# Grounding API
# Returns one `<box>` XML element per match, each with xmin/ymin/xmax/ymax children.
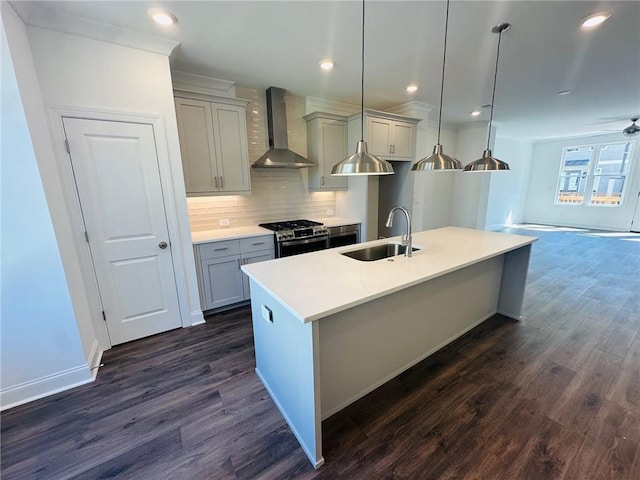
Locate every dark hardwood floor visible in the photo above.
<box><xmin>1</xmin><ymin>225</ymin><xmax>639</xmax><ymax>479</ymax></box>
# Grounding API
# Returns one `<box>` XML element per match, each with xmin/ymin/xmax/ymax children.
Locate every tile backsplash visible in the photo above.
<box><xmin>187</xmin><ymin>86</ymin><xmax>337</xmax><ymax>231</ymax></box>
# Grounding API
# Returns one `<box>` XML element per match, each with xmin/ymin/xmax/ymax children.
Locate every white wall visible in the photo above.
<box><xmin>485</xmin><ymin>137</ymin><xmax>533</xmax><ymax>230</ymax></box>
<box><xmin>1</xmin><ymin>7</ymin><xmax>90</xmax><ymax>409</ymax></box>
<box><xmin>451</xmin><ymin>124</ymin><xmax>492</xmax><ymax>229</ymax></box>
<box><xmin>524</xmin><ymin>133</ymin><xmax>640</xmax><ymax>231</ymax></box>
<box><xmin>412</xmin><ymin>123</ymin><xmax>458</xmax><ymax>231</ymax></box>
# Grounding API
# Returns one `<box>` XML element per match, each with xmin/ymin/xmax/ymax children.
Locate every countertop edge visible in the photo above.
<box><xmin>191</xmin><ymin>226</ymin><xmax>273</xmax><ymax>244</ymax></box>
<box><xmin>191</xmin><ymin>217</ymin><xmax>361</xmax><ymax>244</ymax></box>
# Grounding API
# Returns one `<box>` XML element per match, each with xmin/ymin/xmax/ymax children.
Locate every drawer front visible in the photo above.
<box><xmin>240</xmin><ymin>235</ymin><xmax>274</xmax><ymax>254</ymax></box>
<box><xmin>198</xmin><ymin>239</ymin><xmax>240</xmax><ymax>260</ymax></box>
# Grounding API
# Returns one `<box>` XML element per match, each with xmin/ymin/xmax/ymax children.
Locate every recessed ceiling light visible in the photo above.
<box><xmin>471</xmin><ymin>110</ymin><xmax>481</xmax><ymax>117</ymax></box>
<box><xmin>319</xmin><ymin>60</ymin><xmax>334</xmax><ymax>71</ymax></box>
<box><xmin>149</xmin><ymin>8</ymin><xmax>177</xmax><ymax>26</ymax></box>
<box><xmin>580</xmin><ymin>12</ymin><xmax>610</xmax><ymax>28</ymax></box>
<box><xmin>406</xmin><ymin>84</ymin><xmax>418</xmax><ymax>93</ymax></box>
<box><xmin>557</xmin><ymin>90</ymin><xmax>571</xmax><ymax>96</ymax></box>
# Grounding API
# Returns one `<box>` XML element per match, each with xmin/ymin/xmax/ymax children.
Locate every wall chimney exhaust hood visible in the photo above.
<box><xmin>252</xmin><ymin>87</ymin><xmax>316</xmax><ymax>169</ymax></box>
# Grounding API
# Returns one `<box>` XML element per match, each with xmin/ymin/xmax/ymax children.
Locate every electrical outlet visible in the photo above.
<box><xmin>261</xmin><ymin>305</ymin><xmax>273</xmax><ymax>323</ymax></box>
<box><xmin>219</xmin><ymin>218</ymin><xmax>230</xmax><ymax>226</ymax></box>
<box><xmin>326</xmin><ymin>209</ymin><xmax>334</xmax><ymax>216</ymax></box>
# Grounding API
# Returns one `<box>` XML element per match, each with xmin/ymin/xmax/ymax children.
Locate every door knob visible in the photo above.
<box><xmin>159</xmin><ymin>241</ymin><xmax>168</xmax><ymax>249</ymax></box>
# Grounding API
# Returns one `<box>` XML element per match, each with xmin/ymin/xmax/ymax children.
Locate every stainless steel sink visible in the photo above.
<box><xmin>341</xmin><ymin>243</ymin><xmax>420</xmax><ymax>261</ymax></box>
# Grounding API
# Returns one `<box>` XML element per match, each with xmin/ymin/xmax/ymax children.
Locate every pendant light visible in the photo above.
<box><xmin>332</xmin><ymin>0</ymin><xmax>394</xmax><ymax>176</ymax></box>
<box><xmin>412</xmin><ymin>0</ymin><xmax>462</xmax><ymax>172</ymax></box>
<box><xmin>464</xmin><ymin>23</ymin><xmax>511</xmax><ymax>172</ymax></box>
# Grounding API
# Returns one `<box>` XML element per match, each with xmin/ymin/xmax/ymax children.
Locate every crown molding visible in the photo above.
<box><xmin>305</xmin><ymin>97</ymin><xmax>360</xmax><ymax>116</ymax></box>
<box><xmin>172</xmin><ymin>71</ymin><xmax>237</xmax><ymax>98</ymax></box>
<box><xmin>387</xmin><ymin>101</ymin><xmax>434</xmax><ymax>120</ymax></box>
<box><xmin>10</xmin><ymin>1</ymin><xmax>179</xmax><ymax>56</ymax></box>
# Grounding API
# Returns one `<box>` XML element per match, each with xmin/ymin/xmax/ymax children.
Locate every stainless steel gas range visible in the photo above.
<box><xmin>258</xmin><ymin>219</ymin><xmax>329</xmax><ymax>258</ymax></box>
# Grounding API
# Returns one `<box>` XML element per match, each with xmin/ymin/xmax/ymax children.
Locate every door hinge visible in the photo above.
<box><xmin>64</xmin><ymin>139</ymin><xmax>70</xmax><ymax>154</ymax></box>
<box><xmin>84</xmin><ymin>231</ymin><xmax>89</xmax><ymax>243</ymax></box>
<box><xmin>102</xmin><ymin>311</ymin><xmax>106</xmax><ymax>321</ymax></box>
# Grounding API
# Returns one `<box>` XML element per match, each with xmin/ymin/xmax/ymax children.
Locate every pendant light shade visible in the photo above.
<box><xmin>412</xmin><ymin>144</ymin><xmax>462</xmax><ymax>171</ymax></box>
<box><xmin>412</xmin><ymin>0</ymin><xmax>462</xmax><ymax>172</ymax></box>
<box><xmin>464</xmin><ymin>149</ymin><xmax>510</xmax><ymax>171</ymax></box>
<box><xmin>331</xmin><ymin>140</ymin><xmax>394</xmax><ymax>175</ymax></box>
<box><xmin>464</xmin><ymin>23</ymin><xmax>511</xmax><ymax>172</ymax></box>
<box><xmin>332</xmin><ymin>0</ymin><xmax>394</xmax><ymax>176</ymax></box>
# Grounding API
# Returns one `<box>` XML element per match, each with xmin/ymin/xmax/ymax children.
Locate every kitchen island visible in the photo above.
<box><xmin>241</xmin><ymin>226</ymin><xmax>536</xmax><ymax>468</ymax></box>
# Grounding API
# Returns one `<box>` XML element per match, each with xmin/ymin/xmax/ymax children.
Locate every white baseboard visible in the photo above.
<box><xmin>0</xmin><ymin>365</ymin><xmax>93</xmax><ymax>411</ymax></box>
<box><xmin>88</xmin><ymin>340</ymin><xmax>104</xmax><ymax>380</ymax></box>
<box><xmin>190</xmin><ymin>309</ymin><xmax>205</xmax><ymax>326</ymax></box>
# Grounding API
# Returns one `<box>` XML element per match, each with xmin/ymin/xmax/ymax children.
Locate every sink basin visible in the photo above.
<box><xmin>341</xmin><ymin>242</ymin><xmax>420</xmax><ymax>261</ymax></box>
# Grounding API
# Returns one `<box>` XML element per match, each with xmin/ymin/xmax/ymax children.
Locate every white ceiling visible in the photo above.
<box><xmin>11</xmin><ymin>1</ymin><xmax>640</xmax><ymax>141</ymax></box>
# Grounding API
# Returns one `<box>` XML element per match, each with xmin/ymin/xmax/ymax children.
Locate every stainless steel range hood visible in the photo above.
<box><xmin>252</xmin><ymin>87</ymin><xmax>316</xmax><ymax>169</ymax></box>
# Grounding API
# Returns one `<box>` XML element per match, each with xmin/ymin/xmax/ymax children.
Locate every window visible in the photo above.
<box><xmin>555</xmin><ymin>142</ymin><xmax>634</xmax><ymax>206</ymax></box>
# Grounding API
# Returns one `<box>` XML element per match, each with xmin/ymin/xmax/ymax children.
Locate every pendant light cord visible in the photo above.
<box><xmin>360</xmin><ymin>0</ymin><xmax>365</xmax><ymax>142</ymax></box>
<box><xmin>487</xmin><ymin>28</ymin><xmax>503</xmax><ymax>150</ymax></box>
<box><xmin>436</xmin><ymin>0</ymin><xmax>451</xmax><ymax>145</ymax></box>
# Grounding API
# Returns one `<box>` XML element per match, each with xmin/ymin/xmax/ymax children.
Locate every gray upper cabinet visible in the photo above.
<box><xmin>349</xmin><ymin>110</ymin><xmax>420</xmax><ymax>161</ymax></box>
<box><xmin>175</xmin><ymin>95</ymin><xmax>251</xmax><ymax>195</ymax></box>
<box><xmin>304</xmin><ymin>112</ymin><xmax>348</xmax><ymax>191</ymax></box>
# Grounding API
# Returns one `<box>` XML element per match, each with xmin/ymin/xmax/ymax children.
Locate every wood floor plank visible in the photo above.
<box><xmin>595</xmin><ymin>322</ymin><xmax>638</xmax><ymax>358</ymax></box>
<box><xmin>68</xmin><ymin>428</ymin><xmax>183</xmax><ymax>480</ymax></box>
<box><xmin>606</xmin><ymin>339</ymin><xmax>640</xmax><ymax>412</ymax></box>
<box><xmin>548</xmin><ymin>348</ymin><xmax>623</xmax><ymax>435</ymax></box>
<box><xmin>503</xmin><ymin>418</ymin><xmax>583</xmax><ymax>480</ymax></box>
<box><xmin>230</xmin><ymin>424</ymin><xmax>303</xmax><ymax>480</ymax></box>
<box><xmin>2</xmin><ymin>375</ymin><xmax>223</xmax><ymax>479</ymax></box>
<box><xmin>566</xmin><ymin>400</ymin><xmax>640</xmax><ymax>480</ymax></box>
<box><xmin>548</xmin><ymin>313</ymin><xmax>614</xmax><ymax>371</ymax></box>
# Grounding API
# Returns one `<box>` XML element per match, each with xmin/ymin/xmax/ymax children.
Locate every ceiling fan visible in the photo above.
<box><xmin>597</xmin><ymin>117</ymin><xmax>640</xmax><ymax>136</ymax></box>
<box><xmin>622</xmin><ymin>118</ymin><xmax>640</xmax><ymax>136</ymax></box>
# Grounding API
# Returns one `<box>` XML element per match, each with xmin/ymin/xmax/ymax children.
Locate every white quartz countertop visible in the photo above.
<box><xmin>311</xmin><ymin>217</ymin><xmax>360</xmax><ymax>228</ymax></box>
<box><xmin>191</xmin><ymin>217</ymin><xmax>361</xmax><ymax>244</ymax></box>
<box><xmin>191</xmin><ymin>226</ymin><xmax>272</xmax><ymax>244</ymax></box>
<box><xmin>241</xmin><ymin>226</ymin><xmax>537</xmax><ymax>323</ymax></box>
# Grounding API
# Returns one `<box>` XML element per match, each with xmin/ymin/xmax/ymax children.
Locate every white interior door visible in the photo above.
<box><xmin>63</xmin><ymin>118</ymin><xmax>181</xmax><ymax>345</ymax></box>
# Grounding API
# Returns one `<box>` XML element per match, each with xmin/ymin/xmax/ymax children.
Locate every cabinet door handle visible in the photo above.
<box><xmin>252</xmin><ymin>242</ymin><xmax>265</xmax><ymax>246</ymax></box>
<box><xmin>214</xmin><ymin>247</ymin><xmax>228</xmax><ymax>251</ymax></box>
<box><xmin>214</xmin><ymin>176</ymin><xmax>219</xmax><ymax>188</ymax></box>
<box><xmin>321</xmin><ymin>176</ymin><xmax>325</xmax><ymax>186</ymax></box>
<box><xmin>220</xmin><ymin>176</ymin><xmax>224</xmax><ymax>189</ymax></box>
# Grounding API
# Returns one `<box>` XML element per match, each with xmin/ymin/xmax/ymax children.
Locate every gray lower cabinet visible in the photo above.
<box><xmin>241</xmin><ymin>250</ymin><xmax>274</xmax><ymax>300</ymax></box>
<box><xmin>201</xmin><ymin>256</ymin><xmax>245</xmax><ymax>309</ymax></box>
<box><xmin>196</xmin><ymin>235</ymin><xmax>274</xmax><ymax>311</ymax></box>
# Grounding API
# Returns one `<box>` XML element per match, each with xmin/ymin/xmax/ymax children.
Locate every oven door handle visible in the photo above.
<box><xmin>280</xmin><ymin>236</ymin><xmax>329</xmax><ymax>247</ymax></box>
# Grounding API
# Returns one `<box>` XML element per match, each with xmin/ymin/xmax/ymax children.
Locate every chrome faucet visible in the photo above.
<box><xmin>385</xmin><ymin>206</ymin><xmax>412</xmax><ymax>257</ymax></box>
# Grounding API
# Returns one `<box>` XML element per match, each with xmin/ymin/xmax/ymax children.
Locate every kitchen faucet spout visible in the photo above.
<box><xmin>385</xmin><ymin>206</ymin><xmax>412</xmax><ymax>257</ymax></box>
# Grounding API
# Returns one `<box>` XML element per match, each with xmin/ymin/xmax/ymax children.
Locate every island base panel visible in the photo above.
<box><xmin>497</xmin><ymin>243</ymin><xmax>532</xmax><ymax>320</ymax></box>
<box><xmin>319</xmin><ymin>255</ymin><xmax>503</xmax><ymax>419</ymax></box>
<box><xmin>249</xmin><ymin>281</ymin><xmax>324</xmax><ymax>468</ymax></box>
